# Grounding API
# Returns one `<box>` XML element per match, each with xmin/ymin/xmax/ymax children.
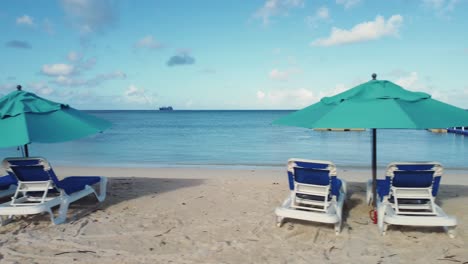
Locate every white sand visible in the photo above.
<box><xmin>0</xmin><ymin>166</ymin><xmax>467</xmax><ymax>263</ymax></box>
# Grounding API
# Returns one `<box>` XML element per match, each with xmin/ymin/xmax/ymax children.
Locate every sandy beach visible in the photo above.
<box><xmin>0</xmin><ymin>166</ymin><xmax>467</xmax><ymax>264</ymax></box>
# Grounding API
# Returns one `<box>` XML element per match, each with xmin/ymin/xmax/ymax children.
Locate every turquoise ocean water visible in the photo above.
<box><xmin>0</xmin><ymin>110</ymin><xmax>467</xmax><ymax>169</ymax></box>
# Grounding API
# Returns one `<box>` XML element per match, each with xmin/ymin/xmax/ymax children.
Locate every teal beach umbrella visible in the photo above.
<box><xmin>0</xmin><ymin>87</ymin><xmax>111</xmax><ymax>156</ymax></box>
<box><xmin>274</xmin><ymin>74</ymin><xmax>468</xmax><ymax>208</ymax></box>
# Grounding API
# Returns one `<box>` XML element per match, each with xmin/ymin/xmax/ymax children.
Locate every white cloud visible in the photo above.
<box><xmin>287</xmin><ymin>56</ymin><xmax>298</xmax><ymax>65</ymax></box>
<box><xmin>336</xmin><ymin>0</ymin><xmax>361</xmax><ymax>9</ymax></box>
<box><xmin>134</xmin><ymin>35</ymin><xmax>163</xmax><ymax>50</ymax></box>
<box><xmin>67</xmin><ymin>51</ymin><xmax>82</xmax><ymax>62</ymax></box>
<box><xmin>124</xmin><ymin>84</ymin><xmax>153</xmax><ymax>104</ymax></box>
<box><xmin>54</xmin><ymin>90</ymin><xmax>105</xmax><ymax>106</ymax></box>
<box><xmin>43</xmin><ymin>19</ymin><xmax>54</xmax><ymax>34</ymax></box>
<box><xmin>253</xmin><ymin>0</ymin><xmax>305</xmax><ymax>25</ymax></box>
<box><xmin>257</xmin><ymin>91</ymin><xmax>266</xmax><ymax>99</ymax></box>
<box><xmin>125</xmin><ymin>85</ymin><xmax>143</xmax><ymax>97</ymax></box>
<box><xmin>316</xmin><ymin>7</ymin><xmax>330</xmax><ymax>19</ymax></box>
<box><xmin>257</xmin><ymin>88</ymin><xmax>317</xmax><ymax>107</ymax></box>
<box><xmin>423</xmin><ymin>0</ymin><xmax>459</xmax><ymax>11</ymax></box>
<box><xmin>200</xmin><ymin>68</ymin><xmax>216</xmax><ymax>74</ymax></box>
<box><xmin>318</xmin><ymin>84</ymin><xmax>348</xmax><ymax>98</ymax></box>
<box><xmin>53</xmin><ymin>70</ymin><xmax>126</xmax><ymax>87</ymax></box>
<box><xmin>306</xmin><ymin>6</ymin><xmax>331</xmax><ymax>28</ymax></box>
<box><xmin>390</xmin><ymin>71</ymin><xmax>432</xmax><ymax>92</ymax></box>
<box><xmin>423</xmin><ymin>0</ymin><xmax>445</xmax><ymax>9</ymax></box>
<box><xmin>312</xmin><ymin>15</ymin><xmax>403</xmax><ymax>46</ymax></box>
<box><xmin>390</xmin><ymin>71</ymin><xmax>460</xmax><ymax>105</ymax></box>
<box><xmin>41</xmin><ymin>64</ymin><xmax>75</xmax><ymax>76</ymax></box>
<box><xmin>269</xmin><ymin>69</ymin><xmax>289</xmax><ymax>81</ymax></box>
<box><xmin>0</xmin><ymin>82</ymin><xmax>54</xmax><ymax>96</ymax></box>
<box><xmin>395</xmin><ymin>72</ymin><xmax>419</xmax><ymax>90</ymax></box>
<box><xmin>60</xmin><ymin>0</ymin><xmax>118</xmax><ymax>35</ymax></box>
<box><xmin>77</xmin><ymin>57</ymin><xmax>97</xmax><ymax>70</ymax></box>
<box><xmin>54</xmin><ymin>76</ymin><xmax>80</xmax><ymax>86</ymax></box>
<box><xmin>272</xmin><ymin>48</ymin><xmax>281</xmax><ymax>54</ymax></box>
<box><xmin>16</xmin><ymin>15</ymin><xmax>34</xmax><ymax>26</ymax></box>
<box><xmin>258</xmin><ymin>73</ymin><xmax>468</xmax><ymax>109</ymax></box>
<box><xmin>269</xmin><ymin>68</ymin><xmax>301</xmax><ymax>81</ymax></box>
<box><xmin>0</xmin><ymin>83</ymin><xmax>16</xmax><ymax>94</ymax></box>
<box><xmin>423</xmin><ymin>0</ymin><xmax>460</xmax><ymax>18</ymax></box>
<box><xmin>28</xmin><ymin>82</ymin><xmax>55</xmax><ymax>96</ymax></box>
<box><xmin>185</xmin><ymin>100</ymin><xmax>194</xmax><ymax>108</ymax></box>
<box><xmin>44</xmin><ymin>54</ymin><xmax>97</xmax><ymax>79</ymax></box>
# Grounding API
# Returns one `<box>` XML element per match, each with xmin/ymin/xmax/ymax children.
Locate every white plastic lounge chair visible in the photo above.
<box><xmin>275</xmin><ymin>159</ymin><xmax>347</xmax><ymax>234</ymax></box>
<box><xmin>0</xmin><ymin>157</ymin><xmax>107</xmax><ymax>225</ymax></box>
<box><xmin>0</xmin><ymin>174</ymin><xmax>17</xmax><ymax>199</ymax></box>
<box><xmin>366</xmin><ymin>162</ymin><xmax>457</xmax><ymax>237</ymax></box>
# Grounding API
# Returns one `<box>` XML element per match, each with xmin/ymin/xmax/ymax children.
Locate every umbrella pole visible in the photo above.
<box><xmin>23</xmin><ymin>144</ymin><xmax>29</xmax><ymax>157</ymax></box>
<box><xmin>372</xmin><ymin>129</ymin><xmax>377</xmax><ymax>208</ymax></box>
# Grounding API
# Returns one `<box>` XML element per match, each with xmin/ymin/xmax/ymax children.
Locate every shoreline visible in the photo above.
<box><xmin>48</xmin><ymin>161</ymin><xmax>468</xmax><ymax>172</ymax></box>
<box><xmin>53</xmin><ymin>165</ymin><xmax>468</xmax><ymax>185</ymax></box>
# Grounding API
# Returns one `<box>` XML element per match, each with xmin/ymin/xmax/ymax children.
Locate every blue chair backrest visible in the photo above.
<box><xmin>392</xmin><ymin>163</ymin><xmax>441</xmax><ymax>196</ymax></box>
<box><xmin>293</xmin><ymin>167</ymin><xmax>330</xmax><ymax>186</ymax></box>
<box><xmin>290</xmin><ymin>163</ymin><xmax>341</xmax><ymax>198</ymax></box>
<box><xmin>288</xmin><ymin>161</ymin><xmax>329</xmax><ymax>190</ymax></box>
<box><xmin>392</xmin><ymin>170</ymin><xmax>435</xmax><ymax>188</ymax></box>
<box><xmin>6</xmin><ymin>158</ymin><xmax>61</xmax><ymax>185</ymax></box>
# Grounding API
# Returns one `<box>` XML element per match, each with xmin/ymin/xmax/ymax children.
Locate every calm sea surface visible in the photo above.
<box><xmin>1</xmin><ymin>110</ymin><xmax>467</xmax><ymax>169</ymax></box>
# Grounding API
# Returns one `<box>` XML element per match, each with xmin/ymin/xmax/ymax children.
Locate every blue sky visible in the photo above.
<box><xmin>1</xmin><ymin>0</ymin><xmax>467</xmax><ymax>110</ymax></box>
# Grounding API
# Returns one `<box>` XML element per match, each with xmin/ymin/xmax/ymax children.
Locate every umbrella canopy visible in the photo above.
<box><xmin>274</xmin><ymin>79</ymin><xmax>468</xmax><ymax>129</ymax></box>
<box><xmin>273</xmin><ymin>76</ymin><xmax>468</xmax><ymax>208</ymax></box>
<box><xmin>0</xmin><ymin>89</ymin><xmax>111</xmax><ymax>150</ymax></box>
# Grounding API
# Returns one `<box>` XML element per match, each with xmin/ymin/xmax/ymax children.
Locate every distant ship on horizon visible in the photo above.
<box><xmin>159</xmin><ymin>106</ymin><xmax>173</xmax><ymax>111</ymax></box>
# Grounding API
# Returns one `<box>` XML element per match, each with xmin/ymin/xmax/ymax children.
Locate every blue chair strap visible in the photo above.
<box><xmin>293</xmin><ymin>161</ymin><xmax>329</xmax><ymax>169</ymax></box>
<box><xmin>0</xmin><ymin>174</ymin><xmax>17</xmax><ymax>189</ymax></box>
<box><xmin>432</xmin><ymin>176</ymin><xmax>441</xmax><ymax>196</ymax></box>
<box><xmin>287</xmin><ymin>171</ymin><xmax>294</xmax><ymax>190</ymax></box>
<box><xmin>395</xmin><ymin>164</ymin><xmax>434</xmax><ymax>171</ymax></box>
<box><xmin>330</xmin><ymin>177</ymin><xmax>341</xmax><ymax>198</ymax></box>
<box><xmin>376</xmin><ymin>177</ymin><xmax>391</xmax><ymax>201</ymax></box>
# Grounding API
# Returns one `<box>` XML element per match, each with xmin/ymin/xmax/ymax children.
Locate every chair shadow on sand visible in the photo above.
<box><xmin>103</xmin><ymin>176</ymin><xmax>205</xmax><ymax>206</ymax></box>
<box><xmin>0</xmin><ymin>176</ymin><xmax>205</xmax><ymax>227</ymax></box>
<box><xmin>74</xmin><ymin>176</ymin><xmax>206</xmax><ymax>222</ymax></box>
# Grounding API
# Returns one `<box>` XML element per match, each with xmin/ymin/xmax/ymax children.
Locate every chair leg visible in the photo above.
<box><xmin>95</xmin><ymin>177</ymin><xmax>107</xmax><ymax>202</ymax></box>
<box><xmin>276</xmin><ymin>216</ymin><xmax>284</xmax><ymax>227</ymax></box>
<box><xmin>445</xmin><ymin>226</ymin><xmax>456</xmax><ymax>238</ymax></box>
<box><xmin>0</xmin><ymin>215</ymin><xmax>14</xmax><ymax>226</ymax></box>
<box><xmin>366</xmin><ymin>180</ymin><xmax>372</xmax><ymax>206</ymax></box>
<box><xmin>382</xmin><ymin>223</ymin><xmax>388</xmax><ymax>235</ymax></box>
<box><xmin>45</xmin><ymin>208</ymin><xmax>58</xmax><ymax>225</ymax></box>
<box><xmin>52</xmin><ymin>200</ymin><xmax>70</xmax><ymax>225</ymax></box>
<box><xmin>377</xmin><ymin>205</ymin><xmax>387</xmax><ymax>235</ymax></box>
<box><xmin>335</xmin><ymin>221</ymin><xmax>342</xmax><ymax>235</ymax></box>
<box><xmin>341</xmin><ymin>180</ymin><xmax>347</xmax><ymax>197</ymax></box>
